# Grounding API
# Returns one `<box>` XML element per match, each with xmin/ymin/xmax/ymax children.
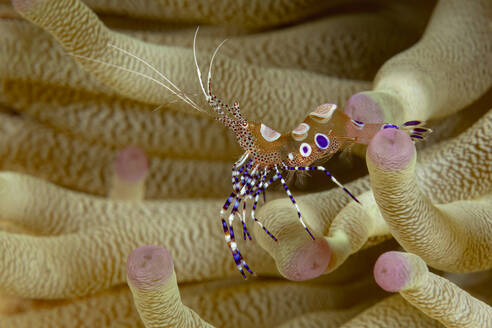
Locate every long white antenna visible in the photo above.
<box><xmin>107</xmin><ymin>43</ymin><xmax>200</xmax><ymax>109</ymax></box>
<box><xmin>69</xmin><ymin>53</ymin><xmax>205</xmax><ymax>113</ymax></box>
<box><xmin>207</xmin><ymin>38</ymin><xmax>228</xmax><ymax>95</ymax></box>
<box><xmin>193</xmin><ymin>26</ymin><xmax>208</xmax><ymax>99</ymax></box>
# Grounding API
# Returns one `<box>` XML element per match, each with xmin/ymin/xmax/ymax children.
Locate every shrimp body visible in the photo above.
<box><xmin>89</xmin><ymin>28</ymin><xmax>431</xmax><ymax>278</ymax></box>
<box><xmin>193</xmin><ymin>27</ymin><xmax>431</xmax><ymax>277</ymax></box>
<box><xmin>209</xmin><ymin>96</ymin><xmax>430</xmax><ymax>277</ymax></box>
<box><xmin>230</xmin><ymin>102</ymin><xmax>430</xmax><ymax>170</ymax></box>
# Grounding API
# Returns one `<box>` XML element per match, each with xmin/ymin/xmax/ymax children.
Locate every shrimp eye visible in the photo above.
<box><xmin>299</xmin><ymin>143</ymin><xmax>312</xmax><ymax>157</ymax></box>
<box><xmin>314</xmin><ymin>133</ymin><xmax>330</xmax><ymax>149</ymax></box>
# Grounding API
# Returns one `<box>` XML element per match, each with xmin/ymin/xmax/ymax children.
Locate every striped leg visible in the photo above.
<box><xmin>233</xmin><ymin>158</ymin><xmax>253</xmax><ymax>192</ymax></box>
<box><xmin>250</xmin><ymin>172</ymin><xmax>279</xmax><ymax>241</ymax></box>
<box><xmin>222</xmin><ymin>167</ymin><xmax>262</xmax><ymax>278</ymax></box>
<box><xmin>224</xmin><ymin>196</ymin><xmax>254</xmax><ymax>278</ymax></box>
<box><xmin>241</xmin><ymin>201</ymin><xmax>251</xmax><ymax>240</ymax></box>
<box><xmin>236</xmin><ymin>169</ymin><xmax>262</xmax><ymax>240</ymax></box>
<box><xmin>239</xmin><ymin>173</ymin><xmax>257</xmax><ymax>242</ymax></box>
<box><xmin>231</xmin><ymin>166</ymin><xmax>239</xmax><ymax>192</ymax></box>
<box><xmin>220</xmin><ymin>184</ymin><xmax>254</xmax><ymax>278</ymax></box>
<box><xmin>236</xmin><ymin>166</ymin><xmax>268</xmax><ymax>234</ymax></box>
<box><xmin>220</xmin><ymin>191</ymin><xmax>236</xmax><ymax>222</ymax></box>
<box><xmin>219</xmin><ymin>192</ymin><xmax>236</xmax><ymax>260</ymax></box>
<box><xmin>238</xmin><ymin>161</ymin><xmax>254</xmax><ymax>189</ymax></box>
<box><xmin>231</xmin><ymin>165</ymin><xmax>259</xmax><ymax>241</ymax></box>
<box><xmin>232</xmin><ymin>164</ymin><xmax>247</xmax><ymax>193</ymax></box>
<box><xmin>238</xmin><ymin>166</ymin><xmax>258</xmax><ymax>196</ymax></box>
<box><xmin>219</xmin><ymin>192</ymin><xmax>237</xmax><ymax>257</ymax></box>
<box><xmin>275</xmin><ymin>167</ymin><xmax>315</xmax><ymax>240</ymax></box>
<box><xmin>221</xmin><ymin>218</ymin><xmax>253</xmax><ymax>279</ymax></box>
<box><xmin>282</xmin><ymin>164</ymin><xmax>361</xmax><ymax>204</ymax></box>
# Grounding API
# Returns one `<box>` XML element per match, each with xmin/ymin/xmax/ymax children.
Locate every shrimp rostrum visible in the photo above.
<box><xmin>79</xmin><ymin>28</ymin><xmax>432</xmax><ymax>279</ymax></box>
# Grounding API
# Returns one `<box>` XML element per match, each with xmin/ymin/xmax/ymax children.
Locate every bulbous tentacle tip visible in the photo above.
<box><xmin>114</xmin><ymin>146</ymin><xmax>148</xmax><ymax>183</ymax></box>
<box><xmin>344</xmin><ymin>92</ymin><xmax>385</xmax><ymax>123</ymax></box>
<box><xmin>126</xmin><ymin>245</ymin><xmax>174</xmax><ymax>289</ymax></box>
<box><xmin>282</xmin><ymin>238</ymin><xmax>331</xmax><ymax>281</ymax></box>
<box><xmin>367</xmin><ymin>128</ymin><xmax>415</xmax><ymax>171</ymax></box>
<box><xmin>373</xmin><ymin>251</ymin><xmax>410</xmax><ymax>292</ymax></box>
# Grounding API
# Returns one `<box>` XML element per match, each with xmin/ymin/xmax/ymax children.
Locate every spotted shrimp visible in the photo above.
<box><xmin>73</xmin><ymin>27</ymin><xmax>432</xmax><ymax>278</ymax></box>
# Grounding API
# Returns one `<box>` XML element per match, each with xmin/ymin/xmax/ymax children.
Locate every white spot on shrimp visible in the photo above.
<box><xmin>260</xmin><ymin>123</ymin><xmax>281</xmax><ymax>142</ymax></box>
<box><xmin>288</xmin><ymin>153</ymin><xmax>294</xmax><ymax>161</ymax></box>
<box><xmin>291</xmin><ymin>123</ymin><xmax>310</xmax><ymax>141</ymax></box>
<box><xmin>293</xmin><ymin>123</ymin><xmax>310</xmax><ymax>134</ymax></box>
<box><xmin>309</xmin><ymin>103</ymin><xmax>336</xmax><ymax>123</ymax></box>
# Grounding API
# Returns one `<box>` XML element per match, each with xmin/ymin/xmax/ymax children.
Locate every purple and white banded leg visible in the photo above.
<box><xmin>221</xmin><ymin>195</ymin><xmax>254</xmax><ymax>278</ymax></box>
<box><xmin>274</xmin><ymin>166</ymin><xmax>316</xmax><ymax>240</ymax></box>
<box><xmin>229</xmin><ymin>167</ymin><xmax>255</xmax><ymax>239</ymax></box>
<box><xmin>236</xmin><ymin>167</ymin><xmax>263</xmax><ymax>240</ymax></box>
<box><xmin>232</xmin><ymin>160</ymin><xmax>251</xmax><ymax>193</ymax></box>
<box><xmin>250</xmin><ymin>170</ymin><xmax>278</xmax><ymax>242</ymax></box>
<box><xmin>281</xmin><ymin>164</ymin><xmax>360</xmax><ymax>204</ymax></box>
<box><xmin>220</xmin><ymin>165</ymin><xmax>264</xmax><ymax>277</ymax></box>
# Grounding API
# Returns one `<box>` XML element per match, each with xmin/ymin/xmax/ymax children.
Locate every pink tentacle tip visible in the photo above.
<box><xmin>127</xmin><ymin>245</ymin><xmax>174</xmax><ymax>289</ymax></box>
<box><xmin>368</xmin><ymin>128</ymin><xmax>415</xmax><ymax>171</ymax></box>
<box><xmin>114</xmin><ymin>146</ymin><xmax>148</xmax><ymax>183</ymax></box>
<box><xmin>373</xmin><ymin>251</ymin><xmax>410</xmax><ymax>292</ymax></box>
<box><xmin>344</xmin><ymin>92</ymin><xmax>384</xmax><ymax>123</ymax></box>
<box><xmin>283</xmin><ymin>238</ymin><xmax>331</xmax><ymax>281</ymax></box>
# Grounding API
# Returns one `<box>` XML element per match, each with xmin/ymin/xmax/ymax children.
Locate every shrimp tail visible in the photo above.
<box><xmin>398</xmin><ymin>120</ymin><xmax>433</xmax><ymax>141</ymax></box>
<box><xmin>347</xmin><ymin>118</ymin><xmax>433</xmax><ymax>144</ymax></box>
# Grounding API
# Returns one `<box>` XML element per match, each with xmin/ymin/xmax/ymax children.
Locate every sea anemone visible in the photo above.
<box><xmin>0</xmin><ymin>0</ymin><xmax>490</xmax><ymax>327</ymax></box>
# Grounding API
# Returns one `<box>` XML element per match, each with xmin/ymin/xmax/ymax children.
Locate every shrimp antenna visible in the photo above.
<box><xmin>193</xmin><ymin>26</ymin><xmax>209</xmax><ymax>99</ymax></box>
<box><xmin>207</xmin><ymin>38</ymin><xmax>228</xmax><ymax>95</ymax></box>
<box><xmin>69</xmin><ymin>52</ymin><xmax>206</xmax><ymax>113</ymax></box>
<box><xmin>107</xmin><ymin>43</ymin><xmax>201</xmax><ymax>110</ymax></box>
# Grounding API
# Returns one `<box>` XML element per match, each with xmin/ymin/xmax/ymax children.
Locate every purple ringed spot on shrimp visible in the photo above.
<box><xmin>412</xmin><ymin>127</ymin><xmax>428</xmax><ymax>133</ymax></box>
<box><xmin>260</xmin><ymin>123</ymin><xmax>281</xmax><ymax>142</ymax></box>
<box><xmin>314</xmin><ymin>133</ymin><xmax>330</xmax><ymax>149</ymax></box>
<box><xmin>299</xmin><ymin>143</ymin><xmax>312</xmax><ymax>157</ymax></box>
